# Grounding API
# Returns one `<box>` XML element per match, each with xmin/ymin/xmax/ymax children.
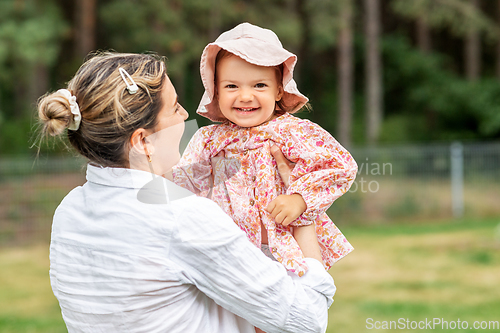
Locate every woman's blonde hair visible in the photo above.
<box><xmin>37</xmin><ymin>52</ymin><xmax>167</xmax><ymax>167</ymax></box>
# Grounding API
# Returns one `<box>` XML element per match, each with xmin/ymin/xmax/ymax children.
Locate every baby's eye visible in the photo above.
<box><xmin>225</xmin><ymin>84</ymin><xmax>237</xmax><ymax>89</ymax></box>
<box><xmin>255</xmin><ymin>83</ymin><xmax>267</xmax><ymax>88</ymax></box>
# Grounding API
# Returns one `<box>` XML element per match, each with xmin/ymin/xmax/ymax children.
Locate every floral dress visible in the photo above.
<box><xmin>173</xmin><ymin>113</ymin><xmax>357</xmax><ymax>276</ymax></box>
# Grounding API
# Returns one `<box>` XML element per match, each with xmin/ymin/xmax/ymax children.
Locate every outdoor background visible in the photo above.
<box><xmin>1</xmin><ymin>0</ymin><xmax>499</xmax><ymax>332</ymax></box>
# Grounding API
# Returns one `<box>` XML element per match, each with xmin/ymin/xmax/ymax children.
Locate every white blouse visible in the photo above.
<box><xmin>49</xmin><ymin>164</ymin><xmax>336</xmax><ymax>333</ymax></box>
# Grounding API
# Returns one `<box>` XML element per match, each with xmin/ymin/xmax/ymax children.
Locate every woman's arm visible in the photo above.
<box><xmin>170</xmin><ymin>197</ymin><xmax>335</xmax><ymax>333</ymax></box>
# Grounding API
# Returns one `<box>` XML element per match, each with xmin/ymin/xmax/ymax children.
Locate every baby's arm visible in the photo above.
<box><xmin>294</xmin><ymin>224</ymin><xmax>324</xmax><ymax>265</ymax></box>
<box><xmin>268</xmin><ymin>145</ymin><xmax>323</xmax><ymax>265</ymax></box>
<box><xmin>265</xmin><ymin>194</ymin><xmax>323</xmax><ymax>265</ymax></box>
<box><xmin>172</xmin><ymin>126</ymin><xmax>215</xmax><ymax>196</ymax></box>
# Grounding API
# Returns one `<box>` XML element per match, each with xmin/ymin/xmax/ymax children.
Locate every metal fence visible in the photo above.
<box><xmin>1</xmin><ymin>141</ymin><xmax>499</xmax><ymax>246</ymax></box>
<box><xmin>0</xmin><ymin>155</ymin><xmax>87</xmax><ymax>246</ymax></box>
<box><xmin>331</xmin><ymin>141</ymin><xmax>500</xmax><ymax>224</ymax></box>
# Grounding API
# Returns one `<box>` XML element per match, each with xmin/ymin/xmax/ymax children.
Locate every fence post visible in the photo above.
<box><xmin>450</xmin><ymin>142</ymin><xmax>464</xmax><ymax>218</ymax></box>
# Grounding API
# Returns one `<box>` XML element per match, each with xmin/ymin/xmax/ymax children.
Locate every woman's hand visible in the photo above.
<box><xmin>269</xmin><ymin>144</ymin><xmax>294</xmax><ymax>188</ymax></box>
<box><xmin>211</xmin><ymin>144</ymin><xmax>292</xmax><ymax>190</ymax></box>
<box><xmin>208</xmin><ymin>150</ymin><xmax>225</xmax><ymax>199</ymax></box>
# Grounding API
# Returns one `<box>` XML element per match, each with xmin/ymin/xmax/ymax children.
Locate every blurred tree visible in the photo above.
<box><xmin>337</xmin><ymin>0</ymin><xmax>354</xmax><ymax>148</ymax></box>
<box><xmin>382</xmin><ymin>34</ymin><xmax>500</xmax><ymax>141</ymax></box>
<box><xmin>301</xmin><ymin>0</ymin><xmax>357</xmax><ymax>145</ymax></box>
<box><xmin>391</xmin><ymin>0</ymin><xmax>499</xmax><ymax>79</ymax></box>
<box><xmin>100</xmin><ymin>0</ymin><xmax>208</xmax><ymax>111</ymax></box>
<box><xmin>465</xmin><ymin>0</ymin><xmax>481</xmax><ymax>80</ymax></box>
<box><xmin>416</xmin><ymin>15</ymin><xmax>431</xmax><ymax>53</ymax></box>
<box><xmin>0</xmin><ymin>0</ymin><xmax>68</xmax><ymax>153</ymax></box>
<box><xmin>295</xmin><ymin>0</ymin><xmax>312</xmax><ymax>84</ymax></box>
<box><xmin>364</xmin><ymin>0</ymin><xmax>383</xmax><ymax>145</ymax></box>
<box><xmin>209</xmin><ymin>0</ymin><xmax>222</xmax><ymax>41</ymax></box>
<box><xmin>0</xmin><ymin>0</ymin><xmax>68</xmax><ymax>118</ymax></box>
<box><xmin>496</xmin><ymin>0</ymin><xmax>500</xmax><ymax>78</ymax></box>
<box><xmin>75</xmin><ymin>0</ymin><xmax>96</xmax><ymax>59</ymax></box>
<box><xmin>3</xmin><ymin>0</ymin><xmax>500</xmax><ymax>155</ymax></box>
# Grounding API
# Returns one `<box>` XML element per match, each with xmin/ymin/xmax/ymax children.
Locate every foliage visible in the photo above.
<box><xmin>0</xmin><ymin>117</ymin><xmax>33</xmax><ymax>155</ymax></box>
<box><xmin>0</xmin><ymin>0</ymin><xmax>68</xmax><ymax>154</ymax></box>
<box><xmin>100</xmin><ymin>0</ymin><xmax>206</xmax><ymax>77</ymax></box>
<box><xmin>382</xmin><ymin>34</ymin><xmax>500</xmax><ymax>142</ymax></box>
<box><xmin>305</xmin><ymin>0</ymin><xmax>346</xmax><ymax>50</ymax></box>
<box><xmin>99</xmin><ymin>0</ymin><xmax>302</xmax><ymax>77</ymax></box>
<box><xmin>1</xmin><ymin>0</ymin><xmax>500</xmax><ymax>155</ymax></box>
<box><xmin>391</xmin><ymin>0</ymin><xmax>499</xmax><ymax>40</ymax></box>
<box><xmin>0</xmin><ymin>0</ymin><xmax>68</xmax><ymax>111</ymax></box>
<box><xmin>0</xmin><ymin>0</ymin><xmax>68</xmax><ymax>70</ymax></box>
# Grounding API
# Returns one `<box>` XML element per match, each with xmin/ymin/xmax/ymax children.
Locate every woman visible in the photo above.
<box><xmin>37</xmin><ymin>52</ymin><xmax>336</xmax><ymax>333</ymax></box>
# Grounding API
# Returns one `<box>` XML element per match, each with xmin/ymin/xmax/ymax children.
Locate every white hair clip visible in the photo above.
<box><xmin>57</xmin><ymin>89</ymin><xmax>81</xmax><ymax>131</ymax></box>
<box><xmin>119</xmin><ymin>68</ymin><xmax>138</xmax><ymax>94</ymax></box>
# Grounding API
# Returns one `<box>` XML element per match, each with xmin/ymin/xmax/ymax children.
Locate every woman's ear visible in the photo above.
<box><xmin>130</xmin><ymin>128</ymin><xmax>154</xmax><ymax>156</ymax></box>
<box><xmin>130</xmin><ymin>129</ymin><xmax>156</xmax><ymax>162</ymax></box>
<box><xmin>130</xmin><ymin>129</ymin><xmax>146</xmax><ymax>153</ymax></box>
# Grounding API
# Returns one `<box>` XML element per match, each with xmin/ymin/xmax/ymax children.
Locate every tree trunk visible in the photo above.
<box><xmin>465</xmin><ymin>0</ymin><xmax>481</xmax><ymax>81</ymax></box>
<box><xmin>416</xmin><ymin>14</ymin><xmax>436</xmax><ymax>130</ymax></box>
<box><xmin>28</xmin><ymin>63</ymin><xmax>49</xmax><ymax>111</ymax></box>
<box><xmin>337</xmin><ymin>0</ymin><xmax>354</xmax><ymax>148</ymax></box>
<box><xmin>75</xmin><ymin>0</ymin><xmax>96</xmax><ymax>59</ymax></box>
<box><xmin>209</xmin><ymin>0</ymin><xmax>222</xmax><ymax>41</ymax></box>
<box><xmin>364</xmin><ymin>0</ymin><xmax>383</xmax><ymax>145</ymax></box>
<box><xmin>295</xmin><ymin>0</ymin><xmax>312</xmax><ymax>85</ymax></box>
<box><xmin>496</xmin><ymin>0</ymin><xmax>500</xmax><ymax>78</ymax></box>
<box><xmin>416</xmin><ymin>16</ymin><xmax>431</xmax><ymax>53</ymax></box>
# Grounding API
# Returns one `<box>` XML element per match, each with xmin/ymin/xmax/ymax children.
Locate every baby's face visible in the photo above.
<box><xmin>216</xmin><ymin>55</ymin><xmax>283</xmax><ymax>128</ymax></box>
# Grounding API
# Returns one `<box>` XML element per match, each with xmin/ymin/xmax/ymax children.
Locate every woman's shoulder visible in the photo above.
<box><xmin>54</xmin><ymin>184</ymin><xmax>85</xmax><ymax>213</ymax></box>
<box><xmin>173</xmin><ymin>195</ymin><xmax>228</xmax><ymax>221</ymax></box>
<box><xmin>172</xmin><ymin>195</ymin><xmax>242</xmax><ymax>240</ymax></box>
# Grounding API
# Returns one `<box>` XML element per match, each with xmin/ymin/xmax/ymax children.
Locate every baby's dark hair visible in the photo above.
<box><xmin>37</xmin><ymin>52</ymin><xmax>167</xmax><ymax>167</ymax></box>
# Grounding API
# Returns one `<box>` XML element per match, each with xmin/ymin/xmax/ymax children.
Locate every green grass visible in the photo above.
<box><xmin>327</xmin><ymin>217</ymin><xmax>500</xmax><ymax>332</ymax></box>
<box><xmin>0</xmin><ymin>245</ymin><xmax>66</xmax><ymax>332</ymax></box>
<box><xmin>1</xmin><ymin>218</ymin><xmax>499</xmax><ymax>332</ymax></box>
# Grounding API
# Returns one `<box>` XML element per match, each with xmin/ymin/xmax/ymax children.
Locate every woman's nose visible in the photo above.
<box><xmin>179</xmin><ymin>105</ymin><xmax>189</xmax><ymax>120</ymax></box>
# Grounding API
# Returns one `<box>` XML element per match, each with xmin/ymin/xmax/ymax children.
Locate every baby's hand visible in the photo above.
<box><xmin>266</xmin><ymin>194</ymin><xmax>306</xmax><ymax>226</ymax></box>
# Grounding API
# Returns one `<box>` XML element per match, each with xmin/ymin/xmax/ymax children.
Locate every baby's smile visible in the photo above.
<box><xmin>234</xmin><ymin>107</ymin><xmax>260</xmax><ymax>112</ymax></box>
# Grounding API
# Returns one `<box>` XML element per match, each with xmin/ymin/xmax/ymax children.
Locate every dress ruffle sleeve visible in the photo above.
<box><xmin>280</xmin><ymin>119</ymin><xmax>358</xmax><ymax>226</ymax></box>
<box><xmin>172</xmin><ymin>125</ymin><xmax>217</xmax><ymax>197</ymax></box>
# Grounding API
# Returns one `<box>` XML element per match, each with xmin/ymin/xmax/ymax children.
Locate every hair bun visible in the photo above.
<box><xmin>37</xmin><ymin>90</ymin><xmax>74</xmax><ymax>137</ymax></box>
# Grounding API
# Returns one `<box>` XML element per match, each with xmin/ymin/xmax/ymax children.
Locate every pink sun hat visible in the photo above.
<box><xmin>197</xmin><ymin>22</ymin><xmax>309</xmax><ymax>122</ymax></box>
